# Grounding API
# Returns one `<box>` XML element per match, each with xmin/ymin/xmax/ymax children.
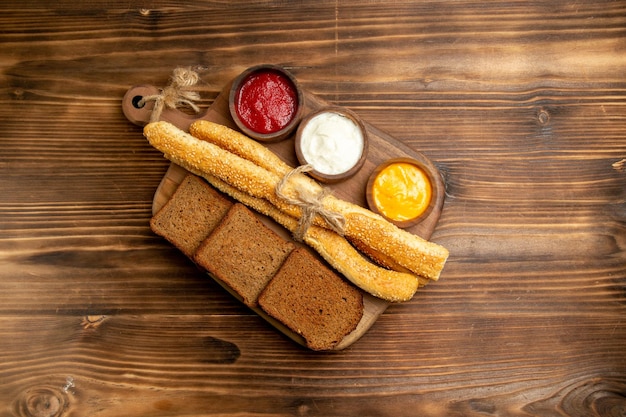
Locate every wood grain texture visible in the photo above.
<box><xmin>1</xmin><ymin>0</ymin><xmax>625</xmax><ymax>416</ymax></box>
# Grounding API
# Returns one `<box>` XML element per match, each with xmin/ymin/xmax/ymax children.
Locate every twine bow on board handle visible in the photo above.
<box><xmin>122</xmin><ymin>66</ymin><xmax>219</xmax><ymax>128</ymax></box>
<box><xmin>137</xmin><ymin>67</ymin><xmax>203</xmax><ymax>123</ymax></box>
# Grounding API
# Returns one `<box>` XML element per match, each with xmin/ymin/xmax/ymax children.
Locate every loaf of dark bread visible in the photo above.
<box><xmin>194</xmin><ymin>203</ymin><xmax>294</xmax><ymax>307</ymax></box>
<box><xmin>151</xmin><ymin>174</ymin><xmax>365</xmax><ymax>350</ymax></box>
<box><xmin>150</xmin><ymin>174</ymin><xmax>233</xmax><ymax>257</ymax></box>
<box><xmin>258</xmin><ymin>248</ymin><xmax>364</xmax><ymax>350</ymax></box>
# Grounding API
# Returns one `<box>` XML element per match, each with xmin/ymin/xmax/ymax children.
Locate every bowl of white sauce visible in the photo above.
<box><xmin>295</xmin><ymin>107</ymin><xmax>369</xmax><ymax>183</ymax></box>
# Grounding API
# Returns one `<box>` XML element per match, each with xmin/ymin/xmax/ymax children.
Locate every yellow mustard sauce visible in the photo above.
<box><xmin>371</xmin><ymin>162</ymin><xmax>432</xmax><ymax>222</ymax></box>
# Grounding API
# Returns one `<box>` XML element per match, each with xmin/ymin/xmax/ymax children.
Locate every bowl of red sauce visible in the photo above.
<box><xmin>366</xmin><ymin>158</ymin><xmax>436</xmax><ymax>228</ymax></box>
<box><xmin>229</xmin><ymin>64</ymin><xmax>303</xmax><ymax>142</ymax></box>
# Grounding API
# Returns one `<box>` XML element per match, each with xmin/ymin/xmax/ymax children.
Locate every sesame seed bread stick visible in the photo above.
<box><xmin>190</xmin><ymin>120</ymin><xmax>292</xmax><ymax>176</ymax></box>
<box><xmin>143</xmin><ymin>121</ymin><xmax>448</xmax><ymax>281</ymax></box>
<box><xmin>190</xmin><ymin>121</ymin><xmax>449</xmax><ymax>281</ymax></box>
<box><xmin>190</xmin><ymin>120</ymin><xmax>428</xmax><ymax>277</ymax></box>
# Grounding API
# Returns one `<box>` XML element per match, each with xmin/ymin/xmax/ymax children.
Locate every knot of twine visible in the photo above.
<box><xmin>139</xmin><ymin>67</ymin><xmax>202</xmax><ymax>122</ymax></box>
<box><xmin>275</xmin><ymin>165</ymin><xmax>346</xmax><ymax>241</ymax></box>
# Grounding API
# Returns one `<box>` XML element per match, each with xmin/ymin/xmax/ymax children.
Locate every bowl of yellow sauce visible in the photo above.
<box><xmin>366</xmin><ymin>158</ymin><xmax>434</xmax><ymax>228</ymax></box>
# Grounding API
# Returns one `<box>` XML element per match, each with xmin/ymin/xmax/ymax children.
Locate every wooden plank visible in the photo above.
<box><xmin>0</xmin><ymin>0</ymin><xmax>624</xmax><ymax>415</ymax></box>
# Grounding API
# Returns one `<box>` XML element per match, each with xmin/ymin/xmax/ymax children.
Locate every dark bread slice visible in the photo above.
<box><xmin>258</xmin><ymin>248</ymin><xmax>364</xmax><ymax>351</ymax></box>
<box><xmin>194</xmin><ymin>203</ymin><xmax>294</xmax><ymax>307</ymax></box>
<box><xmin>150</xmin><ymin>174</ymin><xmax>233</xmax><ymax>257</ymax></box>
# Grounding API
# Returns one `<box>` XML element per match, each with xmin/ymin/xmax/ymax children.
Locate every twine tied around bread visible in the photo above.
<box><xmin>275</xmin><ymin>165</ymin><xmax>346</xmax><ymax>241</ymax></box>
<box><xmin>138</xmin><ymin>67</ymin><xmax>202</xmax><ymax>123</ymax></box>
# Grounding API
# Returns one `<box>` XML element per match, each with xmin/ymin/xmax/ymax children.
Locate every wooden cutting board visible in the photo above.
<box><xmin>122</xmin><ymin>73</ymin><xmax>445</xmax><ymax>350</ymax></box>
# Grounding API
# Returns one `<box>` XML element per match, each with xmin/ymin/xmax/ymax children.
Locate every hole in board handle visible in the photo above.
<box><xmin>132</xmin><ymin>95</ymin><xmax>146</xmax><ymax>109</ymax></box>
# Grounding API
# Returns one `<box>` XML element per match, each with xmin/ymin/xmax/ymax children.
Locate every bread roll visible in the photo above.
<box><xmin>190</xmin><ymin>120</ymin><xmax>428</xmax><ymax>277</ymax></box>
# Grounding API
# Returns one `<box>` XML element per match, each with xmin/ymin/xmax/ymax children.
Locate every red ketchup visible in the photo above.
<box><xmin>234</xmin><ymin>70</ymin><xmax>298</xmax><ymax>134</ymax></box>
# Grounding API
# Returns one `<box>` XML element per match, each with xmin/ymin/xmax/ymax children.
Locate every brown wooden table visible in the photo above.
<box><xmin>1</xmin><ymin>1</ymin><xmax>625</xmax><ymax>416</ymax></box>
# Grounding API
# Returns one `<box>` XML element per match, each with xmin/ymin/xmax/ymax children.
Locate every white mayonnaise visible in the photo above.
<box><xmin>299</xmin><ymin>112</ymin><xmax>364</xmax><ymax>175</ymax></box>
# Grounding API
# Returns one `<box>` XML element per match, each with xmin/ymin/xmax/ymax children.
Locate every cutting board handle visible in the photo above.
<box><xmin>122</xmin><ymin>84</ymin><xmax>234</xmax><ymax>131</ymax></box>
